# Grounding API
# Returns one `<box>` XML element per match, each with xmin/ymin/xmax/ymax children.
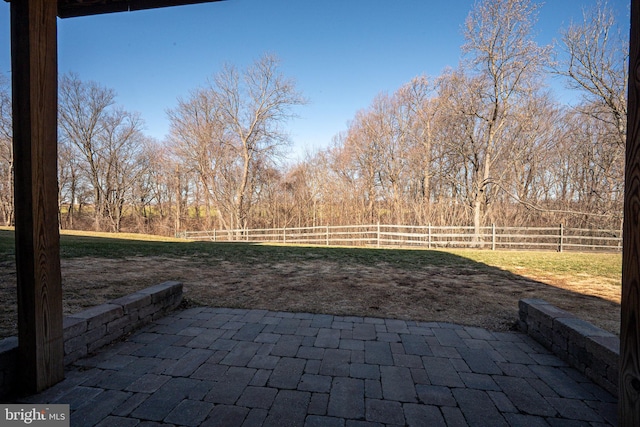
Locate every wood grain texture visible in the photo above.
<box><xmin>11</xmin><ymin>0</ymin><xmax>64</xmax><ymax>393</ymax></box>
<box><xmin>621</xmin><ymin>0</ymin><xmax>640</xmax><ymax>424</ymax></box>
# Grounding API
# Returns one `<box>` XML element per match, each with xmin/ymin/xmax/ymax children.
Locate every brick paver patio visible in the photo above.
<box><xmin>19</xmin><ymin>307</ymin><xmax>617</xmax><ymax>426</ymax></box>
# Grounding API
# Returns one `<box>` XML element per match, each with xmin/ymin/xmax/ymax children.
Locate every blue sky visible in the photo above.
<box><xmin>0</xmin><ymin>0</ymin><xmax>630</xmax><ymax>162</ymax></box>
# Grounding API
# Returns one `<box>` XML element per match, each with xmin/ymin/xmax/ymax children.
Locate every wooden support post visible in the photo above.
<box><xmin>621</xmin><ymin>0</ymin><xmax>640</xmax><ymax>423</ymax></box>
<box><xmin>10</xmin><ymin>0</ymin><xmax>64</xmax><ymax>393</ymax></box>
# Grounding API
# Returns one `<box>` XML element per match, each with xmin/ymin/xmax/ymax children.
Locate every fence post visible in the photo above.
<box><xmin>620</xmin><ymin>224</ymin><xmax>624</xmax><ymax>252</ymax></box>
<box><xmin>213</xmin><ymin>229</ymin><xmax>216</xmax><ymax>242</ymax></box>
<box><xmin>283</xmin><ymin>228</ymin><xmax>286</xmax><ymax>244</ymax></box>
<box><xmin>326</xmin><ymin>226</ymin><xmax>329</xmax><ymax>246</ymax></box>
<box><xmin>428</xmin><ymin>223</ymin><xmax>432</xmax><ymax>249</ymax></box>
<box><xmin>492</xmin><ymin>224</ymin><xmax>496</xmax><ymax>251</ymax></box>
<box><xmin>377</xmin><ymin>222</ymin><xmax>381</xmax><ymax>248</ymax></box>
<box><xmin>558</xmin><ymin>224</ymin><xmax>564</xmax><ymax>252</ymax></box>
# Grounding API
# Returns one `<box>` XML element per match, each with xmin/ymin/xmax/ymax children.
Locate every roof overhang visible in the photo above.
<box><xmin>58</xmin><ymin>0</ymin><xmax>224</xmax><ymax>18</ymax></box>
<box><xmin>1</xmin><ymin>0</ymin><xmax>225</xmax><ymax>19</ymax></box>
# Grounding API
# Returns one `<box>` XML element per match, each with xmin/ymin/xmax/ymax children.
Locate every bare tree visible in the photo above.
<box><xmin>336</xmin><ymin>117</ymin><xmax>383</xmax><ymax>224</ymax></box>
<box><xmin>168</xmin><ymin>86</ymin><xmax>227</xmax><ymax>229</ymax></box>
<box><xmin>559</xmin><ymin>107</ymin><xmax>624</xmax><ymax>228</ymax></box>
<box><xmin>168</xmin><ymin>54</ymin><xmax>306</xmax><ymax>232</ymax></box>
<box><xmin>58</xmin><ymin>136</ymin><xmax>89</xmax><ymax>229</ymax></box>
<box><xmin>396</xmin><ymin>76</ymin><xmax>439</xmax><ymax>224</ymax></box>
<box><xmin>59</xmin><ymin>73</ymin><xmax>115</xmax><ymax>229</ymax></box>
<box><xmin>436</xmin><ymin>68</ymin><xmax>487</xmax><ymax>227</ymax></box>
<box><xmin>557</xmin><ymin>0</ymin><xmax>628</xmax><ymax>147</ymax></box>
<box><xmin>0</xmin><ymin>73</ymin><xmax>12</xmax><ymax>226</ymax></box>
<box><xmin>99</xmin><ymin>109</ymin><xmax>147</xmax><ymax>232</ymax></box>
<box><xmin>130</xmin><ymin>139</ymin><xmax>176</xmax><ymax>234</ymax></box>
<box><xmin>461</xmin><ymin>0</ymin><xmax>550</xmax><ymax>242</ymax></box>
<box><xmin>214</xmin><ymin>54</ymin><xmax>306</xmax><ymax>231</ymax></box>
<box><xmin>326</xmin><ymin>82</ymin><xmax>436</xmax><ymax>226</ymax></box>
<box><xmin>59</xmin><ymin>73</ymin><xmax>147</xmax><ymax>232</ymax></box>
<box><xmin>491</xmin><ymin>93</ymin><xmax>562</xmax><ymax>226</ymax></box>
<box><xmin>552</xmin><ymin>0</ymin><xmax>626</xmax><ymax>229</ymax></box>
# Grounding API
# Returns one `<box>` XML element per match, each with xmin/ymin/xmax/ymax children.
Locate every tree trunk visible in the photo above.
<box><xmin>473</xmin><ymin>195</ymin><xmax>483</xmax><ymax>246</ymax></box>
<box><xmin>235</xmin><ymin>146</ymin><xmax>252</xmax><ymax>235</ymax></box>
<box><xmin>93</xmin><ymin>186</ymin><xmax>102</xmax><ymax>231</ymax></box>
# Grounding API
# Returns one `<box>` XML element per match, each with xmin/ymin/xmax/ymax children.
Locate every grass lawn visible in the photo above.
<box><xmin>0</xmin><ymin>228</ymin><xmax>622</xmax><ymax>337</ymax></box>
<box><xmin>447</xmin><ymin>249</ymin><xmax>621</xmax><ymax>287</ymax></box>
<box><xmin>0</xmin><ymin>228</ymin><xmax>622</xmax><ymax>281</ymax></box>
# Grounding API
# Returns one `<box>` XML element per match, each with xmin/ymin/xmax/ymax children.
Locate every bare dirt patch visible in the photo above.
<box><xmin>0</xmin><ymin>255</ymin><xmax>620</xmax><ymax>338</ymax></box>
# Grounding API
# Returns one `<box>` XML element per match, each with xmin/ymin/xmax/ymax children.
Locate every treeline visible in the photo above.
<box><xmin>0</xmin><ymin>0</ymin><xmax>627</xmax><ymax>235</ymax></box>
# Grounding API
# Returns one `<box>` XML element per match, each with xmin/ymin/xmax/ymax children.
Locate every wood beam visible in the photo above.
<box><xmin>10</xmin><ymin>0</ymin><xmax>64</xmax><ymax>393</ymax></box>
<box><xmin>622</xmin><ymin>0</ymin><xmax>640</xmax><ymax>423</ymax></box>
<box><xmin>57</xmin><ymin>0</ymin><xmax>224</xmax><ymax>18</ymax></box>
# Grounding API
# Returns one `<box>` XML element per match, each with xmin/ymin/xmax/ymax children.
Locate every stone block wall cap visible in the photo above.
<box><xmin>110</xmin><ymin>293</ymin><xmax>153</xmax><ymax>311</ymax></box>
<box><xmin>555</xmin><ymin>316</ymin><xmax>615</xmax><ymax>338</ymax></box>
<box><xmin>532</xmin><ymin>303</ymin><xmax>574</xmax><ymax>319</ymax></box>
<box><xmin>69</xmin><ymin>303</ymin><xmax>123</xmax><ymax>320</ymax></box>
<box><xmin>587</xmin><ymin>334</ymin><xmax>620</xmax><ymax>355</ymax></box>
<box><xmin>0</xmin><ymin>337</ymin><xmax>18</xmax><ymax>353</ymax></box>
<box><xmin>63</xmin><ymin>316</ymin><xmax>87</xmax><ymax>328</ymax></box>
<box><xmin>520</xmin><ymin>298</ymin><xmax>550</xmax><ymax>306</ymax></box>
<box><xmin>136</xmin><ymin>281</ymin><xmax>182</xmax><ymax>294</ymax></box>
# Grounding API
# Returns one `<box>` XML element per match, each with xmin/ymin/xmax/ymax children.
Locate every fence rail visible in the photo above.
<box><xmin>178</xmin><ymin>224</ymin><xmax>623</xmax><ymax>252</ymax></box>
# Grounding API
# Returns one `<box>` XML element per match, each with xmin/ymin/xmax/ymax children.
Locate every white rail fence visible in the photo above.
<box><xmin>178</xmin><ymin>224</ymin><xmax>623</xmax><ymax>252</ymax></box>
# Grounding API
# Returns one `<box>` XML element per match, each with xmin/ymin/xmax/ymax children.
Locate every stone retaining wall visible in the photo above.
<box><xmin>518</xmin><ymin>298</ymin><xmax>618</xmax><ymax>396</ymax></box>
<box><xmin>0</xmin><ymin>281</ymin><xmax>182</xmax><ymax>400</ymax></box>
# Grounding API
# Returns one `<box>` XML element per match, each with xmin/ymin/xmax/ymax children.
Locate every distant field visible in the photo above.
<box><xmin>0</xmin><ymin>228</ymin><xmax>622</xmax><ymax>338</ymax></box>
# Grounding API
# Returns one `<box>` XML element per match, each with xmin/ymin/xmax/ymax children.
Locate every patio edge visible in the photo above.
<box><xmin>519</xmin><ymin>298</ymin><xmax>619</xmax><ymax>396</ymax></box>
<box><xmin>0</xmin><ymin>281</ymin><xmax>182</xmax><ymax>400</ymax></box>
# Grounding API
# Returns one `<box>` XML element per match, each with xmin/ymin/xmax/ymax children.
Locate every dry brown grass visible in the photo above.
<box><xmin>0</xmin><ymin>250</ymin><xmax>621</xmax><ymax>338</ymax></box>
